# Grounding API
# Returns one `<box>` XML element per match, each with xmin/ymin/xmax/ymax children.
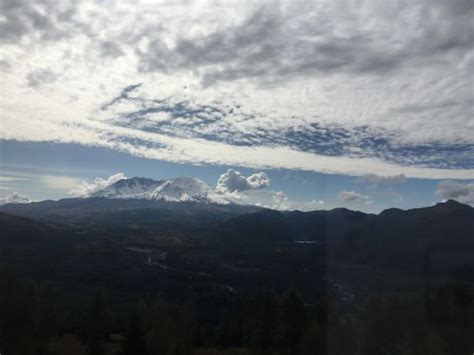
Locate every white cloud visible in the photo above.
<box><xmin>296</xmin><ymin>199</ymin><xmax>326</xmax><ymax>211</ymax></box>
<box><xmin>358</xmin><ymin>173</ymin><xmax>407</xmax><ymax>185</ymax></box>
<box><xmin>2</xmin><ymin>114</ymin><xmax>473</xmax><ymax>179</ymax></box>
<box><xmin>0</xmin><ymin>0</ymin><xmax>473</xmax><ymax>180</ymax></box>
<box><xmin>0</xmin><ymin>192</ymin><xmax>32</xmax><ymax>205</ymax></box>
<box><xmin>273</xmin><ymin>198</ymin><xmax>327</xmax><ymax>211</ymax></box>
<box><xmin>338</xmin><ymin>191</ymin><xmax>372</xmax><ymax>205</ymax></box>
<box><xmin>272</xmin><ymin>191</ymin><xmax>290</xmax><ymax>211</ymax></box>
<box><xmin>41</xmin><ymin>175</ymin><xmax>84</xmax><ymax>191</ymax></box>
<box><xmin>436</xmin><ymin>180</ymin><xmax>474</xmax><ymax>204</ymax></box>
<box><xmin>216</xmin><ymin>169</ymin><xmax>270</xmax><ymax>193</ymax></box>
<box><xmin>70</xmin><ymin>173</ymin><xmax>127</xmax><ymax>197</ymax></box>
<box><xmin>232</xmin><ymin>188</ymin><xmax>326</xmax><ymax>211</ymax></box>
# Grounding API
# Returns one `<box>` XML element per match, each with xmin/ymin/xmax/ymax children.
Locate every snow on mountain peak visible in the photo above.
<box><xmin>88</xmin><ymin>176</ymin><xmax>236</xmax><ymax>204</ymax></box>
<box><xmin>90</xmin><ymin>177</ymin><xmax>163</xmax><ymax>198</ymax></box>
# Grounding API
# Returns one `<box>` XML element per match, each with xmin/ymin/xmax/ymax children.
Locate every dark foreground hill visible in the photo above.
<box><xmin>0</xmin><ymin>211</ymin><xmax>62</xmax><ymax>242</ymax></box>
<box><xmin>1</xmin><ymin>198</ymin><xmax>472</xmax><ymax>283</ymax></box>
<box><xmin>0</xmin><ymin>199</ymin><xmax>473</xmax><ymax>354</ymax></box>
<box><xmin>220</xmin><ymin>199</ymin><xmax>473</xmax><ymax>245</ymax></box>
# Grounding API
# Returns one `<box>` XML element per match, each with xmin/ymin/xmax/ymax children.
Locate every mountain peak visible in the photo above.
<box><xmin>435</xmin><ymin>199</ymin><xmax>472</xmax><ymax>211</ymax></box>
<box><xmin>443</xmin><ymin>199</ymin><xmax>463</xmax><ymax>205</ymax></box>
<box><xmin>90</xmin><ymin>176</ymin><xmax>163</xmax><ymax>198</ymax></box>
<box><xmin>89</xmin><ymin>176</ymin><xmax>235</xmax><ymax>205</ymax></box>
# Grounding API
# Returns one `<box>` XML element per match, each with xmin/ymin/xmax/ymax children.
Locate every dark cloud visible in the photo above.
<box><xmin>0</xmin><ymin>60</ymin><xmax>12</xmax><ymax>72</ymax></box>
<box><xmin>26</xmin><ymin>68</ymin><xmax>59</xmax><ymax>88</ymax></box>
<box><xmin>1</xmin><ymin>1</ymin><xmax>472</xmax><ymax>177</ymax></box>
<box><xmin>0</xmin><ymin>0</ymin><xmax>80</xmax><ymax>43</ymax></box>
<box><xmin>436</xmin><ymin>180</ymin><xmax>474</xmax><ymax>204</ymax></box>
<box><xmin>98</xmin><ymin>40</ymin><xmax>125</xmax><ymax>58</ymax></box>
<box><xmin>338</xmin><ymin>191</ymin><xmax>371</xmax><ymax>204</ymax></box>
<box><xmin>135</xmin><ymin>1</ymin><xmax>474</xmax><ymax>86</ymax></box>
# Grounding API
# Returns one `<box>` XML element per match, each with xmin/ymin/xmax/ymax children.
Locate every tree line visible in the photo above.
<box><xmin>0</xmin><ymin>269</ymin><xmax>472</xmax><ymax>355</ymax></box>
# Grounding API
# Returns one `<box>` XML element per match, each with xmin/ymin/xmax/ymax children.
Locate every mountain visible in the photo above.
<box><xmin>220</xmin><ymin>207</ymin><xmax>374</xmax><ymax>242</ymax></box>
<box><xmin>147</xmin><ymin>177</ymin><xmax>233</xmax><ymax>204</ymax></box>
<box><xmin>220</xmin><ymin>199</ymin><xmax>473</xmax><ymax>242</ymax></box>
<box><xmin>0</xmin><ymin>176</ymin><xmax>258</xmax><ymax>224</ymax></box>
<box><xmin>0</xmin><ymin>211</ymin><xmax>61</xmax><ymax>242</ymax></box>
<box><xmin>0</xmin><ymin>195</ymin><xmax>473</xmax><ymax>285</ymax></box>
<box><xmin>90</xmin><ymin>177</ymin><xmax>164</xmax><ymax>198</ymax></box>
<box><xmin>89</xmin><ymin>176</ymin><xmax>235</xmax><ymax>204</ymax></box>
<box><xmin>218</xmin><ymin>200</ymin><xmax>474</xmax><ymax>279</ymax></box>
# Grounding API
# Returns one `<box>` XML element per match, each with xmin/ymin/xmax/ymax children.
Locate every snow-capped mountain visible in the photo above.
<box><xmin>90</xmin><ymin>177</ymin><xmax>164</xmax><ymax>198</ymax></box>
<box><xmin>89</xmin><ymin>177</ymin><xmax>235</xmax><ymax>204</ymax></box>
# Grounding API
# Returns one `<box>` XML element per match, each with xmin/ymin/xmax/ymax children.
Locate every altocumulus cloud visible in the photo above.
<box><xmin>216</xmin><ymin>169</ymin><xmax>270</xmax><ymax>193</ymax></box>
<box><xmin>436</xmin><ymin>181</ymin><xmax>474</xmax><ymax>204</ymax></box>
<box><xmin>1</xmin><ymin>0</ymin><xmax>473</xmax><ymax>180</ymax></box>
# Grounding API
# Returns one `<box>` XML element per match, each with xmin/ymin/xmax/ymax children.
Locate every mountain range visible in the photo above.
<box><xmin>0</xmin><ymin>176</ymin><xmax>473</xmax><ymax>308</ymax></box>
<box><xmin>1</xmin><ymin>176</ymin><xmax>473</xmax><ymax>249</ymax></box>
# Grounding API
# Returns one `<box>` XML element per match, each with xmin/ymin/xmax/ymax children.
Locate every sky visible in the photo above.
<box><xmin>0</xmin><ymin>0</ymin><xmax>473</xmax><ymax>212</ymax></box>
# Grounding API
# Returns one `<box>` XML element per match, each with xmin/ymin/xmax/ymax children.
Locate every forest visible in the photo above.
<box><xmin>0</xmin><ymin>199</ymin><xmax>473</xmax><ymax>354</ymax></box>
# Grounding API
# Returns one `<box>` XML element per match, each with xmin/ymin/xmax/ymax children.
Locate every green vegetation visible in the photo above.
<box><xmin>0</xmin><ymin>200</ymin><xmax>473</xmax><ymax>354</ymax></box>
<box><xmin>0</xmin><ymin>269</ymin><xmax>472</xmax><ymax>355</ymax></box>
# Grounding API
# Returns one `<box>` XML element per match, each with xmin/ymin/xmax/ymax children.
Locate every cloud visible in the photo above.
<box><xmin>216</xmin><ymin>169</ymin><xmax>270</xmax><ymax>193</ymax></box>
<box><xmin>0</xmin><ymin>60</ymin><xmax>12</xmax><ymax>72</ymax></box>
<box><xmin>358</xmin><ymin>173</ymin><xmax>407</xmax><ymax>185</ymax></box>
<box><xmin>137</xmin><ymin>1</ymin><xmax>474</xmax><ymax>87</ymax></box>
<box><xmin>272</xmin><ymin>191</ymin><xmax>290</xmax><ymax>211</ymax></box>
<box><xmin>296</xmin><ymin>199</ymin><xmax>326</xmax><ymax>211</ymax></box>
<box><xmin>232</xmin><ymin>187</ymin><xmax>325</xmax><ymax>211</ymax></box>
<box><xmin>338</xmin><ymin>191</ymin><xmax>372</xmax><ymax>205</ymax></box>
<box><xmin>96</xmin><ymin>92</ymin><xmax>473</xmax><ymax>171</ymax></box>
<box><xmin>98</xmin><ymin>41</ymin><xmax>125</xmax><ymax>58</ymax></box>
<box><xmin>0</xmin><ymin>0</ymin><xmax>81</xmax><ymax>43</ymax></box>
<box><xmin>436</xmin><ymin>180</ymin><xmax>474</xmax><ymax>204</ymax></box>
<box><xmin>2</xmin><ymin>111</ymin><xmax>473</xmax><ymax>179</ymax></box>
<box><xmin>0</xmin><ymin>176</ymin><xmax>29</xmax><ymax>182</ymax></box>
<box><xmin>1</xmin><ymin>0</ymin><xmax>473</xmax><ymax>180</ymax></box>
<box><xmin>0</xmin><ymin>192</ymin><xmax>32</xmax><ymax>205</ymax></box>
<box><xmin>41</xmin><ymin>175</ymin><xmax>83</xmax><ymax>191</ymax></box>
<box><xmin>70</xmin><ymin>173</ymin><xmax>127</xmax><ymax>197</ymax></box>
<box><xmin>26</xmin><ymin>68</ymin><xmax>59</xmax><ymax>88</ymax></box>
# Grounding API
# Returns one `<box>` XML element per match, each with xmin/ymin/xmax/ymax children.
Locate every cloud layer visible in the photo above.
<box><xmin>1</xmin><ymin>0</ymin><xmax>473</xmax><ymax>179</ymax></box>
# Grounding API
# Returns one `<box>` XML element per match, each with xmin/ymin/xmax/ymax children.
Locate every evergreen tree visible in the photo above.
<box><xmin>276</xmin><ymin>290</ymin><xmax>307</xmax><ymax>355</ymax></box>
<box><xmin>0</xmin><ymin>272</ymin><xmax>37</xmax><ymax>355</ymax></box>
<box><xmin>122</xmin><ymin>305</ymin><xmax>148</xmax><ymax>355</ymax></box>
<box><xmin>255</xmin><ymin>292</ymin><xmax>278</xmax><ymax>354</ymax></box>
<box><xmin>82</xmin><ymin>290</ymin><xmax>112</xmax><ymax>355</ymax></box>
